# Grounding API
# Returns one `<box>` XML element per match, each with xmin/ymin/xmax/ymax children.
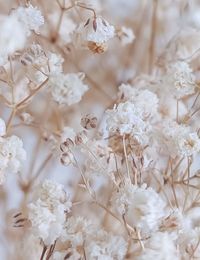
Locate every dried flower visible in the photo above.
<box><xmin>48</xmin><ymin>72</ymin><xmax>89</xmax><ymax>106</ymax></box>
<box><xmin>74</xmin><ymin>17</ymin><xmax>115</xmax><ymax>53</ymax></box>
<box><xmin>116</xmin><ymin>26</ymin><xmax>135</xmax><ymax>46</ymax></box>
<box><xmin>0</xmin><ymin>134</ymin><xmax>26</xmax><ymax>184</ymax></box>
<box><xmin>111</xmin><ymin>182</ymin><xmax>166</xmax><ymax>233</ymax></box>
<box><xmin>13</xmin><ymin>4</ymin><xmax>44</xmax><ymax>36</ymax></box>
<box><xmin>28</xmin><ymin>179</ymin><xmax>72</xmax><ymax>245</ymax></box>
<box><xmin>81</xmin><ymin>114</ymin><xmax>97</xmax><ymax>129</ymax></box>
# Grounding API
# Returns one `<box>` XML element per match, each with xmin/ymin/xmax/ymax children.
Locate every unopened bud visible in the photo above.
<box><xmin>60</xmin><ymin>152</ymin><xmax>74</xmax><ymax>166</ymax></box>
<box><xmin>75</xmin><ymin>130</ymin><xmax>88</xmax><ymax>145</ymax></box>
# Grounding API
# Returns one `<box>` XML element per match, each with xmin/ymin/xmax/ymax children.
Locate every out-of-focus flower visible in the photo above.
<box><xmin>13</xmin><ymin>4</ymin><xmax>44</xmax><ymax>36</ymax></box>
<box><xmin>156</xmin><ymin>120</ymin><xmax>200</xmax><ymax>157</ymax></box>
<box><xmin>164</xmin><ymin>61</ymin><xmax>196</xmax><ymax>99</ymax></box>
<box><xmin>28</xmin><ymin>179</ymin><xmax>72</xmax><ymax>245</ymax></box>
<box><xmin>136</xmin><ymin>232</ymin><xmax>179</xmax><ymax>260</ymax></box>
<box><xmin>116</xmin><ymin>26</ymin><xmax>135</xmax><ymax>46</ymax></box>
<box><xmin>0</xmin><ymin>14</ymin><xmax>26</xmax><ymax>65</ymax></box>
<box><xmin>0</xmin><ymin>133</ymin><xmax>26</xmax><ymax>184</ymax></box>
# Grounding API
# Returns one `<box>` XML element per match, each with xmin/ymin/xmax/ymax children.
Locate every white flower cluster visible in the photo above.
<box><xmin>137</xmin><ymin>232</ymin><xmax>179</xmax><ymax>260</ymax></box>
<box><xmin>2</xmin><ymin>1</ymin><xmax>200</xmax><ymax>259</ymax></box>
<box><xmin>118</xmin><ymin>84</ymin><xmax>159</xmax><ymax>119</ymax></box>
<box><xmin>0</xmin><ymin>14</ymin><xmax>26</xmax><ymax>65</ymax></box>
<box><xmin>28</xmin><ymin>179</ymin><xmax>72</xmax><ymax>245</ymax></box>
<box><xmin>13</xmin><ymin>4</ymin><xmax>44</xmax><ymax>36</ymax></box>
<box><xmin>106</xmin><ymin>101</ymin><xmax>151</xmax><ymax>145</ymax></box>
<box><xmin>61</xmin><ymin>216</ymin><xmax>128</xmax><ymax>260</ymax></box>
<box><xmin>0</xmin><ymin>118</ymin><xmax>26</xmax><ymax>184</ymax></box>
<box><xmin>111</xmin><ymin>182</ymin><xmax>166</xmax><ymax>233</ymax></box>
<box><xmin>0</xmin><ymin>4</ymin><xmax>44</xmax><ymax>65</ymax></box>
<box><xmin>157</xmin><ymin>120</ymin><xmax>200</xmax><ymax>157</ymax></box>
<box><xmin>48</xmin><ymin>72</ymin><xmax>89</xmax><ymax>106</ymax></box>
<box><xmin>74</xmin><ymin>17</ymin><xmax>115</xmax><ymax>53</ymax></box>
<box><xmin>164</xmin><ymin>61</ymin><xmax>196</xmax><ymax>99</ymax></box>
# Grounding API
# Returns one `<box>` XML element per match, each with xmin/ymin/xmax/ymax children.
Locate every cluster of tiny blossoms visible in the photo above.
<box><xmin>0</xmin><ymin>1</ymin><xmax>200</xmax><ymax>260</ymax></box>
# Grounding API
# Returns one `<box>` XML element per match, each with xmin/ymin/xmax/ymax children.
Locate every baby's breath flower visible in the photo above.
<box><xmin>28</xmin><ymin>179</ymin><xmax>72</xmax><ymax>245</ymax></box>
<box><xmin>165</xmin><ymin>61</ymin><xmax>196</xmax><ymax>98</ymax></box>
<box><xmin>118</xmin><ymin>84</ymin><xmax>159</xmax><ymax>119</ymax></box>
<box><xmin>13</xmin><ymin>4</ymin><xmax>44</xmax><ymax>36</ymax></box>
<box><xmin>137</xmin><ymin>232</ymin><xmax>179</xmax><ymax>260</ymax></box>
<box><xmin>111</xmin><ymin>182</ymin><xmax>166</xmax><ymax>233</ymax></box>
<box><xmin>61</xmin><ymin>216</ymin><xmax>94</xmax><ymax>246</ymax></box>
<box><xmin>0</xmin><ymin>14</ymin><xmax>26</xmax><ymax>65</ymax></box>
<box><xmin>74</xmin><ymin>17</ymin><xmax>115</xmax><ymax>53</ymax></box>
<box><xmin>85</xmin><ymin>230</ymin><xmax>127</xmax><ymax>260</ymax></box>
<box><xmin>0</xmin><ymin>134</ymin><xmax>26</xmax><ymax>184</ymax></box>
<box><xmin>157</xmin><ymin>120</ymin><xmax>200</xmax><ymax>157</ymax></box>
<box><xmin>116</xmin><ymin>26</ymin><xmax>135</xmax><ymax>46</ymax></box>
<box><xmin>177</xmin><ymin>132</ymin><xmax>200</xmax><ymax>157</ymax></box>
<box><xmin>48</xmin><ymin>72</ymin><xmax>88</xmax><ymax>106</ymax></box>
<box><xmin>106</xmin><ymin>101</ymin><xmax>150</xmax><ymax>145</ymax></box>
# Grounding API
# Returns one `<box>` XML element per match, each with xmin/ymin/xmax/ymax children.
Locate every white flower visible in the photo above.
<box><xmin>85</xmin><ymin>230</ymin><xmax>127</xmax><ymax>260</ymax></box>
<box><xmin>48</xmin><ymin>52</ymin><xmax>64</xmax><ymax>75</ymax></box>
<box><xmin>0</xmin><ymin>14</ymin><xmax>26</xmax><ymax>65</ymax></box>
<box><xmin>118</xmin><ymin>84</ymin><xmax>159</xmax><ymax>119</ymax></box>
<box><xmin>157</xmin><ymin>120</ymin><xmax>200</xmax><ymax>157</ymax></box>
<box><xmin>178</xmin><ymin>132</ymin><xmax>200</xmax><ymax>157</ymax></box>
<box><xmin>13</xmin><ymin>4</ymin><xmax>44</xmax><ymax>35</ymax></box>
<box><xmin>74</xmin><ymin>17</ymin><xmax>115</xmax><ymax>53</ymax></box>
<box><xmin>39</xmin><ymin>179</ymin><xmax>72</xmax><ymax>211</ymax></box>
<box><xmin>106</xmin><ymin>101</ymin><xmax>150</xmax><ymax>144</ymax></box>
<box><xmin>0</xmin><ymin>135</ymin><xmax>26</xmax><ymax>184</ymax></box>
<box><xmin>111</xmin><ymin>182</ymin><xmax>166</xmax><ymax>233</ymax></box>
<box><xmin>48</xmin><ymin>72</ymin><xmax>89</xmax><ymax>106</ymax></box>
<box><xmin>61</xmin><ymin>216</ymin><xmax>94</xmax><ymax>246</ymax></box>
<box><xmin>28</xmin><ymin>179</ymin><xmax>72</xmax><ymax>245</ymax></box>
<box><xmin>116</xmin><ymin>26</ymin><xmax>135</xmax><ymax>46</ymax></box>
<box><xmin>137</xmin><ymin>232</ymin><xmax>179</xmax><ymax>260</ymax></box>
<box><xmin>165</xmin><ymin>61</ymin><xmax>196</xmax><ymax>98</ymax></box>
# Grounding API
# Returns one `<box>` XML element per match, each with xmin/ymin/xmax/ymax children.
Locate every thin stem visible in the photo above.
<box><xmin>40</xmin><ymin>245</ymin><xmax>47</xmax><ymax>260</ymax></box>
<box><xmin>176</xmin><ymin>99</ymin><xmax>179</xmax><ymax>123</ymax></box>
<box><xmin>76</xmin><ymin>3</ymin><xmax>97</xmax><ymax>18</ymax></box>
<box><xmin>122</xmin><ymin>135</ymin><xmax>131</xmax><ymax>182</ymax></box>
<box><xmin>6</xmin><ymin>108</ymin><xmax>16</xmax><ymax>134</ymax></box>
<box><xmin>16</xmin><ymin>77</ymin><xmax>49</xmax><ymax>108</ymax></box>
<box><xmin>148</xmin><ymin>0</ymin><xmax>158</xmax><ymax>74</ymax></box>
